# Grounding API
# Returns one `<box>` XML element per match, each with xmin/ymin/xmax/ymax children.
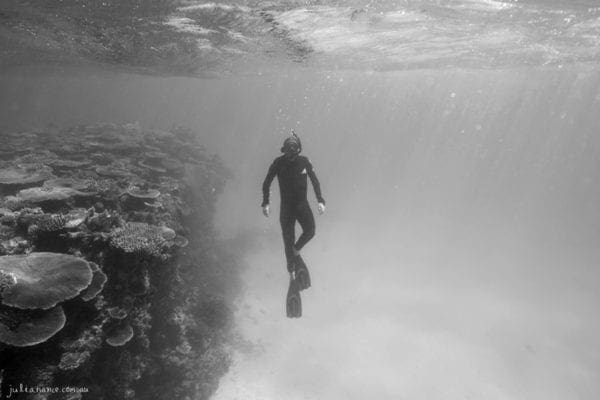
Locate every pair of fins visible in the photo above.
<box><xmin>286</xmin><ymin>255</ymin><xmax>311</xmax><ymax>318</ymax></box>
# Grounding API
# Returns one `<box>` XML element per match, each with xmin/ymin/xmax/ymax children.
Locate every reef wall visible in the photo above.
<box><xmin>0</xmin><ymin>123</ymin><xmax>237</xmax><ymax>399</ymax></box>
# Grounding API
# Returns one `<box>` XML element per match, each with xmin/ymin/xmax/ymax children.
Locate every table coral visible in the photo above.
<box><xmin>80</xmin><ymin>268</ymin><xmax>108</xmax><ymax>302</ymax></box>
<box><xmin>16</xmin><ymin>186</ymin><xmax>94</xmax><ymax>204</ymax></box>
<box><xmin>0</xmin><ymin>305</ymin><xmax>66</xmax><ymax>347</ymax></box>
<box><xmin>0</xmin><ymin>164</ymin><xmax>55</xmax><ymax>187</ymax></box>
<box><xmin>0</xmin><ymin>253</ymin><xmax>93</xmax><ymax>310</ymax></box>
<box><xmin>105</xmin><ymin>324</ymin><xmax>134</xmax><ymax>347</ymax></box>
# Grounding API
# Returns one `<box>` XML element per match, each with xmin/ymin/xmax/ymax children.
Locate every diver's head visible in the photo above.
<box><xmin>281</xmin><ymin>135</ymin><xmax>301</xmax><ymax>159</ymax></box>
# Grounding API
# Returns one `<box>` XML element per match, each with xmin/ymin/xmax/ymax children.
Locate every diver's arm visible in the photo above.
<box><xmin>306</xmin><ymin>159</ymin><xmax>325</xmax><ymax>209</ymax></box>
<box><xmin>261</xmin><ymin>160</ymin><xmax>278</xmax><ymax>209</ymax></box>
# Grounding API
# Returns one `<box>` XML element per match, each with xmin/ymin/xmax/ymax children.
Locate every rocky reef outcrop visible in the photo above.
<box><xmin>0</xmin><ymin>122</ymin><xmax>237</xmax><ymax>399</ymax></box>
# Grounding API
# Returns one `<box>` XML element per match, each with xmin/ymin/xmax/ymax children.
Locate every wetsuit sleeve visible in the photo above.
<box><xmin>261</xmin><ymin>159</ymin><xmax>278</xmax><ymax>207</ymax></box>
<box><xmin>306</xmin><ymin>159</ymin><xmax>325</xmax><ymax>205</ymax></box>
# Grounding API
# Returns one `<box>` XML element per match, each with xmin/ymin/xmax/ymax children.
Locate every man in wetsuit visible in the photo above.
<box><xmin>261</xmin><ymin>133</ymin><xmax>326</xmax><ymax>276</ymax></box>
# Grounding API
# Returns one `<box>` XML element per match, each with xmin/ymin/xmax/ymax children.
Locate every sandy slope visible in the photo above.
<box><xmin>214</xmin><ymin>217</ymin><xmax>600</xmax><ymax>400</ymax></box>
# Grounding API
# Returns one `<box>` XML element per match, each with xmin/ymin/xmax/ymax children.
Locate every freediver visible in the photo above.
<box><xmin>261</xmin><ymin>131</ymin><xmax>326</xmax><ymax>317</ymax></box>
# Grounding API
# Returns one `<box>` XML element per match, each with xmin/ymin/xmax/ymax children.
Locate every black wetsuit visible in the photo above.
<box><xmin>262</xmin><ymin>155</ymin><xmax>325</xmax><ymax>271</ymax></box>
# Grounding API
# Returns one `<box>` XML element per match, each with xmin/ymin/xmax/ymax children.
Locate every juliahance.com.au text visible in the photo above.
<box><xmin>5</xmin><ymin>383</ymin><xmax>89</xmax><ymax>398</ymax></box>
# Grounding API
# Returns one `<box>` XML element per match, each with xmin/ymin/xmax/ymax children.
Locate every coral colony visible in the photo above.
<box><xmin>0</xmin><ymin>123</ymin><xmax>234</xmax><ymax>400</ymax></box>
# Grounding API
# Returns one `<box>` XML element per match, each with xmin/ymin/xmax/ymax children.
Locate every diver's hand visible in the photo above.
<box><xmin>317</xmin><ymin>202</ymin><xmax>326</xmax><ymax>215</ymax></box>
<box><xmin>262</xmin><ymin>204</ymin><xmax>270</xmax><ymax>217</ymax></box>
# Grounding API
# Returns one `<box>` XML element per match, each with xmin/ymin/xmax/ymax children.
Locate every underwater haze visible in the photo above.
<box><xmin>2</xmin><ymin>0</ymin><xmax>600</xmax><ymax>399</ymax></box>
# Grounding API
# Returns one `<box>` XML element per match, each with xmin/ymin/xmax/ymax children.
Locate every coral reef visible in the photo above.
<box><xmin>0</xmin><ymin>253</ymin><xmax>93</xmax><ymax>310</ymax></box>
<box><xmin>126</xmin><ymin>187</ymin><xmax>161</xmax><ymax>201</ymax></box>
<box><xmin>105</xmin><ymin>324</ymin><xmax>134</xmax><ymax>347</ymax></box>
<box><xmin>0</xmin><ymin>165</ymin><xmax>56</xmax><ymax>196</ymax></box>
<box><xmin>0</xmin><ymin>305</ymin><xmax>66</xmax><ymax>347</ymax></box>
<box><xmin>0</xmin><ymin>270</ymin><xmax>16</xmax><ymax>296</ymax></box>
<box><xmin>14</xmin><ymin>187</ymin><xmax>96</xmax><ymax>211</ymax></box>
<box><xmin>0</xmin><ymin>123</ymin><xmax>236</xmax><ymax>400</ymax></box>
<box><xmin>108</xmin><ymin>222</ymin><xmax>170</xmax><ymax>258</ymax></box>
<box><xmin>172</xmin><ymin>235</ymin><xmax>189</xmax><ymax>248</ymax></box>
<box><xmin>80</xmin><ymin>268</ymin><xmax>108</xmax><ymax>302</ymax></box>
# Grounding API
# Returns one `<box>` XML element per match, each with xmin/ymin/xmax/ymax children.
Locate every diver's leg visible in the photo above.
<box><xmin>294</xmin><ymin>201</ymin><xmax>315</xmax><ymax>252</ymax></box>
<box><xmin>279</xmin><ymin>203</ymin><xmax>297</xmax><ymax>272</ymax></box>
<box><xmin>291</xmin><ymin>201</ymin><xmax>314</xmax><ymax>290</ymax></box>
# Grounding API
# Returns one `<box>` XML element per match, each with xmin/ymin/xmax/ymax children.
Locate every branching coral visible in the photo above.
<box><xmin>108</xmin><ymin>222</ymin><xmax>168</xmax><ymax>257</ymax></box>
<box><xmin>32</xmin><ymin>213</ymin><xmax>67</xmax><ymax>233</ymax></box>
<box><xmin>58</xmin><ymin>350</ymin><xmax>91</xmax><ymax>371</ymax></box>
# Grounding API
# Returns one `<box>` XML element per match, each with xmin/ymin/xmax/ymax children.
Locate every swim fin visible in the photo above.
<box><xmin>286</xmin><ymin>277</ymin><xmax>302</xmax><ymax>318</ymax></box>
<box><xmin>294</xmin><ymin>255</ymin><xmax>311</xmax><ymax>291</ymax></box>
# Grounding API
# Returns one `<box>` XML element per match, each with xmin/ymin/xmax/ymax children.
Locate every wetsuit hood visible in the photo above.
<box><xmin>280</xmin><ymin>132</ymin><xmax>302</xmax><ymax>155</ymax></box>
